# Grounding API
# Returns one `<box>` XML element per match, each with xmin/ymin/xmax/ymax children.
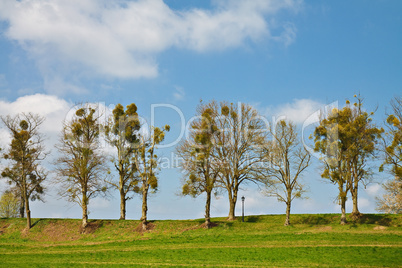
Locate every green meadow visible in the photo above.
<box><xmin>0</xmin><ymin>214</ymin><xmax>401</xmax><ymax>267</ymax></box>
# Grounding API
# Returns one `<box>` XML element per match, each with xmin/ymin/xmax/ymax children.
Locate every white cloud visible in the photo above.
<box><xmin>0</xmin><ymin>0</ymin><xmax>301</xmax><ymax>94</ymax></box>
<box><xmin>275</xmin><ymin>23</ymin><xmax>297</xmax><ymax>47</ymax></box>
<box><xmin>0</xmin><ymin>95</ymin><xmax>122</xmax><ymax>144</ymax></box>
<box><xmin>43</xmin><ymin>75</ymin><xmax>89</xmax><ymax>96</ymax></box>
<box><xmin>90</xmin><ymin>197</ymin><xmax>111</xmax><ymax>210</ymax></box>
<box><xmin>0</xmin><ymin>94</ymin><xmax>72</xmax><ymax>133</ymax></box>
<box><xmin>365</xmin><ymin>184</ymin><xmax>382</xmax><ymax>197</ymax></box>
<box><xmin>358</xmin><ymin>198</ymin><xmax>371</xmax><ymax>210</ymax></box>
<box><xmin>0</xmin><ymin>128</ymin><xmax>9</xmax><ymax>150</ymax></box>
<box><xmin>173</xmin><ymin>86</ymin><xmax>185</xmax><ymax>101</ymax></box>
<box><xmin>260</xmin><ymin>98</ymin><xmax>325</xmax><ymax>124</ymax></box>
<box><xmin>0</xmin><ymin>94</ymin><xmax>72</xmax><ymax>159</ymax></box>
<box><xmin>274</xmin><ymin>99</ymin><xmax>324</xmax><ymax>124</ymax></box>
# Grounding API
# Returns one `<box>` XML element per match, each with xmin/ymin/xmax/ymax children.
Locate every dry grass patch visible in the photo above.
<box><xmin>316</xmin><ymin>226</ymin><xmax>333</xmax><ymax>232</ymax></box>
<box><xmin>0</xmin><ymin>223</ymin><xmax>10</xmax><ymax>235</ymax></box>
<box><xmin>134</xmin><ymin>222</ymin><xmax>156</xmax><ymax>233</ymax></box>
<box><xmin>373</xmin><ymin>225</ymin><xmax>388</xmax><ymax>230</ymax></box>
<box><xmin>26</xmin><ymin>220</ymin><xmax>82</xmax><ymax>241</ymax></box>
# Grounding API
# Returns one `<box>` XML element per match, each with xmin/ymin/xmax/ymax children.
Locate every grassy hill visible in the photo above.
<box><xmin>1</xmin><ymin>214</ymin><xmax>401</xmax><ymax>267</ymax></box>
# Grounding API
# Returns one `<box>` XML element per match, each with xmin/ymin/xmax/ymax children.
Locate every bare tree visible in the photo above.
<box><xmin>213</xmin><ymin>102</ymin><xmax>267</xmax><ymax>220</ymax></box>
<box><xmin>376</xmin><ymin>178</ymin><xmax>401</xmax><ymax>214</ymax></box>
<box><xmin>105</xmin><ymin>103</ymin><xmax>141</xmax><ymax>220</ymax></box>
<box><xmin>55</xmin><ymin>105</ymin><xmax>108</xmax><ymax>229</ymax></box>
<box><xmin>1</xmin><ymin>113</ymin><xmax>48</xmax><ymax>229</ymax></box>
<box><xmin>263</xmin><ymin>120</ymin><xmax>310</xmax><ymax>226</ymax></box>
<box><xmin>0</xmin><ymin>190</ymin><xmax>21</xmax><ymax>218</ymax></box>
<box><xmin>176</xmin><ymin>103</ymin><xmax>220</xmax><ymax>228</ymax></box>
<box><xmin>378</xmin><ymin>96</ymin><xmax>402</xmax><ymax>214</ymax></box>
<box><xmin>134</xmin><ymin>125</ymin><xmax>169</xmax><ymax>230</ymax></box>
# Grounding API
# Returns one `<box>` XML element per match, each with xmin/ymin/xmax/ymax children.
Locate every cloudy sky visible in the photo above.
<box><xmin>0</xmin><ymin>0</ymin><xmax>401</xmax><ymax>220</ymax></box>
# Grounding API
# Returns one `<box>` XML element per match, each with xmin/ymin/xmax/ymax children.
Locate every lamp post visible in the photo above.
<box><xmin>241</xmin><ymin>196</ymin><xmax>245</xmax><ymax>222</ymax></box>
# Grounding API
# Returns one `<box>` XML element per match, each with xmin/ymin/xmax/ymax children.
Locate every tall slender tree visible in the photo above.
<box><xmin>378</xmin><ymin>96</ymin><xmax>402</xmax><ymax>213</ymax></box>
<box><xmin>214</xmin><ymin>102</ymin><xmax>267</xmax><ymax>220</ymax></box>
<box><xmin>346</xmin><ymin>96</ymin><xmax>382</xmax><ymax>218</ymax></box>
<box><xmin>55</xmin><ymin>105</ymin><xmax>108</xmax><ymax>229</ymax></box>
<box><xmin>314</xmin><ymin>106</ymin><xmax>353</xmax><ymax>225</ymax></box>
<box><xmin>263</xmin><ymin>120</ymin><xmax>311</xmax><ymax>226</ymax></box>
<box><xmin>134</xmin><ymin>125</ymin><xmax>169</xmax><ymax>230</ymax></box>
<box><xmin>177</xmin><ymin>103</ymin><xmax>220</xmax><ymax>228</ymax></box>
<box><xmin>105</xmin><ymin>103</ymin><xmax>141</xmax><ymax>220</ymax></box>
<box><xmin>1</xmin><ymin>113</ymin><xmax>47</xmax><ymax>229</ymax></box>
<box><xmin>314</xmin><ymin>96</ymin><xmax>382</xmax><ymax>223</ymax></box>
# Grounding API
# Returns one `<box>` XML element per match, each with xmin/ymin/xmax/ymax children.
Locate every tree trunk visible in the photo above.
<box><xmin>351</xmin><ymin>191</ymin><xmax>360</xmax><ymax>218</ymax></box>
<box><xmin>350</xmin><ymin>179</ymin><xmax>361</xmax><ymax>219</ymax></box>
<box><xmin>119</xmin><ymin>186</ymin><xmax>126</xmax><ymax>220</ymax></box>
<box><xmin>141</xmin><ymin>182</ymin><xmax>149</xmax><ymax>231</ymax></box>
<box><xmin>19</xmin><ymin>195</ymin><xmax>25</xmax><ymax>218</ymax></box>
<box><xmin>205</xmin><ymin>190</ymin><xmax>212</xmax><ymax>229</ymax></box>
<box><xmin>340</xmin><ymin>195</ymin><xmax>347</xmax><ymax>225</ymax></box>
<box><xmin>82</xmin><ymin>192</ymin><xmax>88</xmax><ymax>229</ymax></box>
<box><xmin>24</xmin><ymin>193</ymin><xmax>31</xmax><ymax>230</ymax></box>
<box><xmin>227</xmin><ymin>190</ymin><xmax>237</xmax><ymax>221</ymax></box>
<box><xmin>284</xmin><ymin>190</ymin><xmax>292</xmax><ymax>226</ymax></box>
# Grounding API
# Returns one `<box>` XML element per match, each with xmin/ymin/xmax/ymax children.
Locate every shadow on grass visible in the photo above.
<box><xmin>245</xmin><ymin>216</ymin><xmax>261</xmax><ymax>223</ymax></box>
<box><xmin>353</xmin><ymin>214</ymin><xmax>393</xmax><ymax>226</ymax></box>
<box><xmin>80</xmin><ymin>220</ymin><xmax>104</xmax><ymax>234</ymax></box>
<box><xmin>218</xmin><ymin>221</ymin><xmax>234</xmax><ymax>228</ymax></box>
<box><xmin>31</xmin><ymin>219</ymin><xmax>43</xmax><ymax>228</ymax></box>
<box><xmin>349</xmin><ymin>223</ymin><xmax>359</xmax><ymax>228</ymax></box>
<box><xmin>293</xmin><ymin>215</ymin><xmax>333</xmax><ymax>225</ymax></box>
<box><xmin>194</xmin><ymin>219</ymin><xmax>205</xmax><ymax>225</ymax></box>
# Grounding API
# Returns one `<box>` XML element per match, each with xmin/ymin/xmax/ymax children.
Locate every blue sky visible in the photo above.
<box><xmin>0</xmin><ymin>0</ymin><xmax>401</xmax><ymax>220</ymax></box>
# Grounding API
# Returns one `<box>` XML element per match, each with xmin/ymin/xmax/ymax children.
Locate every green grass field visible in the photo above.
<box><xmin>0</xmin><ymin>214</ymin><xmax>401</xmax><ymax>267</ymax></box>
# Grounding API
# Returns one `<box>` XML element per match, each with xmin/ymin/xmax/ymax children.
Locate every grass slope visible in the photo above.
<box><xmin>0</xmin><ymin>214</ymin><xmax>401</xmax><ymax>267</ymax></box>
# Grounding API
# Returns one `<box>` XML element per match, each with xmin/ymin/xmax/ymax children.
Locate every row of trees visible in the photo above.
<box><xmin>0</xmin><ymin>104</ymin><xmax>169</xmax><ymax>230</ymax></box>
<box><xmin>176</xmin><ymin>101</ymin><xmax>311</xmax><ymax>227</ymax></box>
<box><xmin>177</xmin><ymin>96</ymin><xmax>400</xmax><ymax>227</ymax></box>
<box><xmin>0</xmin><ymin>95</ymin><xmax>401</xmax><ymax>230</ymax></box>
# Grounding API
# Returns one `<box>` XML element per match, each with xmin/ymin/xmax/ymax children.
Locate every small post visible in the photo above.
<box><xmin>241</xmin><ymin>196</ymin><xmax>245</xmax><ymax>222</ymax></box>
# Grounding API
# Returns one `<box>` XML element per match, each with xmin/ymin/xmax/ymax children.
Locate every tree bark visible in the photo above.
<box><xmin>284</xmin><ymin>190</ymin><xmax>292</xmax><ymax>226</ymax></box>
<box><xmin>119</xmin><ymin>186</ymin><xmax>126</xmax><ymax>220</ymax></box>
<box><xmin>227</xmin><ymin>190</ymin><xmax>237</xmax><ymax>221</ymax></box>
<box><xmin>19</xmin><ymin>195</ymin><xmax>25</xmax><ymax>218</ymax></box>
<box><xmin>24</xmin><ymin>192</ymin><xmax>31</xmax><ymax>229</ymax></box>
<box><xmin>82</xmin><ymin>192</ymin><xmax>88</xmax><ymax>229</ymax></box>
<box><xmin>205</xmin><ymin>190</ymin><xmax>212</xmax><ymax>229</ymax></box>
<box><xmin>350</xmin><ymin>178</ymin><xmax>361</xmax><ymax>219</ymax></box>
<box><xmin>141</xmin><ymin>182</ymin><xmax>149</xmax><ymax>230</ymax></box>
<box><xmin>351</xmin><ymin>191</ymin><xmax>360</xmax><ymax>217</ymax></box>
<box><xmin>340</xmin><ymin>195</ymin><xmax>347</xmax><ymax>225</ymax></box>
